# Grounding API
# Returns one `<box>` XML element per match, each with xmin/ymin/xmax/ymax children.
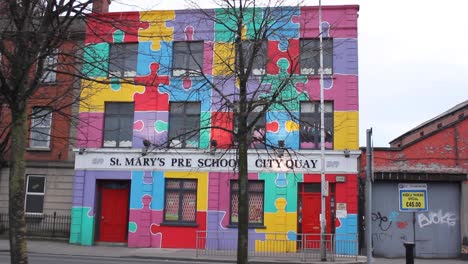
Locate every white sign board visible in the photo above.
<box><xmin>74</xmin><ymin>149</ymin><xmax>359</xmax><ymax>173</ymax></box>
<box><xmin>336</xmin><ymin>203</ymin><xmax>347</xmax><ymax>218</ymax></box>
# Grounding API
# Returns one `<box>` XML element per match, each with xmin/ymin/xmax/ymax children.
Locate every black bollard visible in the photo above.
<box><xmin>403</xmin><ymin>242</ymin><xmax>415</xmax><ymax>264</ymax></box>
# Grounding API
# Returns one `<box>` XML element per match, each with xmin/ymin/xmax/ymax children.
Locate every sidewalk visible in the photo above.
<box><xmin>0</xmin><ymin>239</ymin><xmax>365</xmax><ymax>263</ymax></box>
<box><xmin>1</xmin><ymin>239</ymin><xmax>465</xmax><ymax>263</ymax></box>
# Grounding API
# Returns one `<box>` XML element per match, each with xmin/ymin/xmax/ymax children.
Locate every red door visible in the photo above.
<box><xmin>98</xmin><ymin>181</ymin><xmax>130</xmax><ymax>242</ymax></box>
<box><xmin>299</xmin><ymin>185</ymin><xmax>333</xmax><ymax>249</ymax></box>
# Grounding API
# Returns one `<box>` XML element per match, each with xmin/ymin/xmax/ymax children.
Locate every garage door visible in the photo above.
<box><xmin>371</xmin><ymin>182</ymin><xmax>460</xmax><ymax>258</ymax></box>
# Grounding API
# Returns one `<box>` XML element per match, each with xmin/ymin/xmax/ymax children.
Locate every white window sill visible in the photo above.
<box><xmin>26</xmin><ymin>147</ymin><xmax>51</xmax><ymax>152</ymax></box>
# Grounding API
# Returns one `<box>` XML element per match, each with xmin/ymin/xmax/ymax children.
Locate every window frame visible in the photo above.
<box><xmin>239</xmin><ymin>40</ymin><xmax>267</xmax><ymax>76</ymax></box>
<box><xmin>232</xmin><ymin>102</ymin><xmax>266</xmax><ymax>149</ymax></box>
<box><xmin>108</xmin><ymin>43</ymin><xmax>138</xmax><ymax>78</ymax></box>
<box><xmin>41</xmin><ymin>51</ymin><xmax>58</xmax><ymax>83</ymax></box>
<box><xmin>163</xmin><ymin>178</ymin><xmax>198</xmax><ymax>225</ymax></box>
<box><xmin>299</xmin><ymin>38</ymin><xmax>333</xmax><ymax>75</ymax></box>
<box><xmin>168</xmin><ymin>102</ymin><xmax>201</xmax><ymax>148</ymax></box>
<box><xmin>172</xmin><ymin>41</ymin><xmax>204</xmax><ymax>77</ymax></box>
<box><xmin>229</xmin><ymin>180</ymin><xmax>265</xmax><ymax>227</ymax></box>
<box><xmin>29</xmin><ymin>107</ymin><xmax>52</xmax><ymax>150</ymax></box>
<box><xmin>24</xmin><ymin>175</ymin><xmax>46</xmax><ymax>215</ymax></box>
<box><xmin>299</xmin><ymin>101</ymin><xmax>334</xmax><ymax>150</ymax></box>
<box><xmin>103</xmin><ymin>102</ymin><xmax>134</xmax><ymax>148</ymax></box>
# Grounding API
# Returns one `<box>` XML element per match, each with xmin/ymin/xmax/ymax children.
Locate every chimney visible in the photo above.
<box><xmin>92</xmin><ymin>0</ymin><xmax>111</xmax><ymax>13</ymax></box>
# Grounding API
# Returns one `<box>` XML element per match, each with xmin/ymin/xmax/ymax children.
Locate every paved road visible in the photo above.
<box><xmin>1</xmin><ymin>252</ymin><xmax>466</xmax><ymax>264</ymax></box>
<box><xmin>372</xmin><ymin>257</ymin><xmax>466</xmax><ymax>263</ymax></box>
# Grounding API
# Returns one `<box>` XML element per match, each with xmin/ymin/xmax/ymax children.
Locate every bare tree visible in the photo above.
<box><xmin>135</xmin><ymin>1</ymin><xmax>309</xmax><ymax>263</ymax></box>
<box><xmin>0</xmin><ymin>1</ymin><xmax>95</xmax><ymax>263</ymax></box>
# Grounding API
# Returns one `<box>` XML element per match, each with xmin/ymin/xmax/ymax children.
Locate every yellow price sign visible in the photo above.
<box><xmin>399</xmin><ymin>184</ymin><xmax>428</xmax><ymax>212</ymax></box>
<box><xmin>401</xmin><ymin>192</ymin><xmax>425</xmax><ymax>209</ymax></box>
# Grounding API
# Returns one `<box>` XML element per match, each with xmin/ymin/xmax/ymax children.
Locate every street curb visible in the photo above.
<box><xmin>128</xmin><ymin>255</ymin><xmax>236</xmax><ymax>263</ymax></box>
<box><xmin>15</xmin><ymin>251</ymin><xmax>366</xmax><ymax>264</ymax></box>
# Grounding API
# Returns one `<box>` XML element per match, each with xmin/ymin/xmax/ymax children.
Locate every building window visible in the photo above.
<box><xmin>103</xmin><ymin>102</ymin><xmax>134</xmax><ymax>147</ymax></box>
<box><xmin>300</xmin><ymin>101</ymin><xmax>333</xmax><ymax>149</ymax></box>
<box><xmin>168</xmin><ymin>102</ymin><xmax>200</xmax><ymax>148</ymax></box>
<box><xmin>30</xmin><ymin>107</ymin><xmax>52</xmax><ymax>149</ymax></box>
<box><xmin>300</xmin><ymin>38</ymin><xmax>333</xmax><ymax>75</ymax></box>
<box><xmin>239</xmin><ymin>40</ymin><xmax>267</xmax><ymax>75</ymax></box>
<box><xmin>164</xmin><ymin>179</ymin><xmax>197</xmax><ymax>224</ymax></box>
<box><xmin>42</xmin><ymin>52</ymin><xmax>57</xmax><ymax>83</ymax></box>
<box><xmin>109</xmin><ymin>43</ymin><xmax>138</xmax><ymax>78</ymax></box>
<box><xmin>172</xmin><ymin>41</ymin><xmax>204</xmax><ymax>77</ymax></box>
<box><xmin>25</xmin><ymin>175</ymin><xmax>46</xmax><ymax>214</ymax></box>
<box><xmin>232</xmin><ymin>103</ymin><xmax>265</xmax><ymax>149</ymax></box>
<box><xmin>230</xmin><ymin>180</ymin><xmax>264</xmax><ymax>226</ymax></box>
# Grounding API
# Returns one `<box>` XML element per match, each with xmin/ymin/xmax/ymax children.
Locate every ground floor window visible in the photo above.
<box><xmin>230</xmin><ymin>180</ymin><xmax>264</xmax><ymax>226</ymax></box>
<box><xmin>25</xmin><ymin>175</ymin><xmax>46</xmax><ymax>214</ymax></box>
<box><xmin>164</xmin><ymin>179</ymin><xmax>197</xmax><ymax>224</ymax></box>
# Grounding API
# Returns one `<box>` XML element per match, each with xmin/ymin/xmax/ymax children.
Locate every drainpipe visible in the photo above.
<box><xmin>366</xmin><ymin>128</ymin><xmax>373</xmax><ymax>264</ymax></box>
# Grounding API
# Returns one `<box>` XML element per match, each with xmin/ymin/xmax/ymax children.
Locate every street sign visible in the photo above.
<box><xmin>399</xmin><ymin>183</ymin><xmax>428</xmax><ymax>212</ymax></box>
<box><xmin>322</xmin><ymin>180</ymin><xmax>329</xmax><ymax>197</ymax></box>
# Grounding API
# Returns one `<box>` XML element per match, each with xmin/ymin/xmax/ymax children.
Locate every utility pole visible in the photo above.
<box><xmin>366</xmin><ymin>128</ymin><xmax>373</xmax><ymax>264</ymax></box>
<box><xmin>318</xmin><ymin>0</ymin><xmax>327</xmax><ymax>261</ymax></box>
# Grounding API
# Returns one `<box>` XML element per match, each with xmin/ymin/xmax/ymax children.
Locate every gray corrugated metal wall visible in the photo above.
<box><xmin>372</xmin><ymin>182</ymin><xmax>460</xmax><ymax>258</ymax></box>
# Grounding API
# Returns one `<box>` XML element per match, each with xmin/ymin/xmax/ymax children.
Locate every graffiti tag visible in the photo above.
<box><xmin>372</xmin><ymin>233</ymin><xmax>392</xmax><ymax>241</ymax></box>
<box><xmin>417</xmin><ymin>210</ymin><xmax>457</xmax><ymax>228</ymax></box>
<box><xmin>372</xmin><ymin>212</ymin><xmax>392</xmax><ymax>231</ymax></box>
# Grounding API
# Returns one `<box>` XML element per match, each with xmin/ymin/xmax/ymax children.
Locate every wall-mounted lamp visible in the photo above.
<box><xmin>143</xmin><ymin>139</ymin><xmax>152</xmax><ymax>148</ymax></box>
<box><xmin>344</xmin><ymin>149</ymin><xmax>350</xmax><ymax>158</ymax></box>
<box><xmin>277</xmin><ymin>140</ymin><xmax>285</xmax><ymax>158</ymax></box>
<box><xmin>142</xmin><ymin>139</ymin><xmax>152</xmax><ymax>156</ymax></box>
<box><xmin>78</xmin><ymin>148</ymin><xmax>85</xmax><ymax>155</ymax></box>
<box><xmin>141</xmin><ymin>147</ymin><xmax>148</xmax><ymax>156</ymax></box>
<box><xmin>210</xmin><ymin>140</ymin><xmax>218</xmax><ymax>155</ymax></box>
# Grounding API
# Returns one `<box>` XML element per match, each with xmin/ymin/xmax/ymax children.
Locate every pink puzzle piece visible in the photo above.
<box><xmin>128</xmin><ymin>194</ymin><xmax>153</xmax><ymax>247</ymax></box>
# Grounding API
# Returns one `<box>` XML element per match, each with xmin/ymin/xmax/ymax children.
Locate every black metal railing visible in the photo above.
<box><xmin>0</xmin><ymin>212</ymin><xmax>71</xmax><ymax>239</ymax></box>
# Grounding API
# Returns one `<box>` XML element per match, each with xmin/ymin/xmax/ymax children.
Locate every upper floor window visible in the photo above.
<box><xmin>25</xmin><ymin>175</ymin><xmax>46</xmax><ymax>214</ymax></box>
<box><xmin>42</xmin><ymin>52</ymin><xmax>57</xmax><ymax>83</ymax></box>
<box><xmin>239</xmin><ymin>40</ymin><xmax>267</xmax><ymax>75</ymax></box>
<box><xmin>300</xmin><ymin>38</ymin><xmax>333</xmax><ymax>75</ymax></box>
<box><xmin>164</xmin><ymin>179</ymin><xmax>197</xmax><ymax>224</ymax></box>
<box><xmin>103</xmin><ymin>102</ymin><xmax>134</xmax><ymax>147</ymax></box>
<box><xmin>30</xmin><ymin>107</ymin><xmax>52</xmax><ymax>149</ymax></box>
<box><xmin>230</xmin><ymin>180</ymin><xmax>264</xmax><ymax>226</ymax></box>
<box><xmin>233</xmin><ymin>103</ymin><xmax>265</xmax><ymax>149</ymax></box>
<box><xmin>168</xmin><ymin>102</ymin><xmax>200</xmax><ymax>148</ymax></box>
<box><xmin>172</xmin><ymin>41</ymin><xmax>204</xmax><ymax>77</ymax></box>
<box><xmin>109</xmin><ymin>43</ymin><xmax>138</xmax><ymax>78</ymax></box>
<box><xmin>300</xmin><ymin>101</ymin><xmax>333</xmax><ymax>149</ymax></box>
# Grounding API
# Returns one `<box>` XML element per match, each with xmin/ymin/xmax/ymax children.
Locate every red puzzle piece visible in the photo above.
<box><xmin>134</xmin><ymin>63</ymin><xmax>170</xmax><ymax>111</ymax></box>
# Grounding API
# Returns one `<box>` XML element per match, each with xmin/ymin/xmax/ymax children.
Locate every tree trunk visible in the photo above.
<box><xmin>237</xmin><ymin>131</ymin><xmax>249</xmax><ymax>264</ymax></box>
<box><xmin>8</xmin><ymin>107</ymin><xmax>28</xmax><ymax>264</ymax></box>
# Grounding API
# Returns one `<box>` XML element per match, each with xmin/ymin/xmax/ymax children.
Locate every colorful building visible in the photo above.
<box><xmin>71</xmin><ymin>4</ymin><xmax>360</xmax><ymax>253</ymax></box>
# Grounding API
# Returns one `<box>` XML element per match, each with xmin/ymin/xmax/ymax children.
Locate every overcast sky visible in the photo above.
<box><xmin>109</xmin><ymin>0</ymin><xmax>468</xmax><ymax>147</ymax></box>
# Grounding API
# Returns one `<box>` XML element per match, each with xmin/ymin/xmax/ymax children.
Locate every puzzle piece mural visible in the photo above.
<box><xmin>72</xmin><ymin>5</ymin><xmax>359</xmax><ymax>253</ymax></box>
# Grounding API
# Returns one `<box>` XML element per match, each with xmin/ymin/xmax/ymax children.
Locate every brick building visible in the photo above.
<box><xmin>360</xmin><ymin>100</ymin><xmax>467</xmax><ymax>258</ymax></box>
<box><xmin>0</xmin><ymin>11</ymin><xmax>85</xmax><ymax>219</ymax></box>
